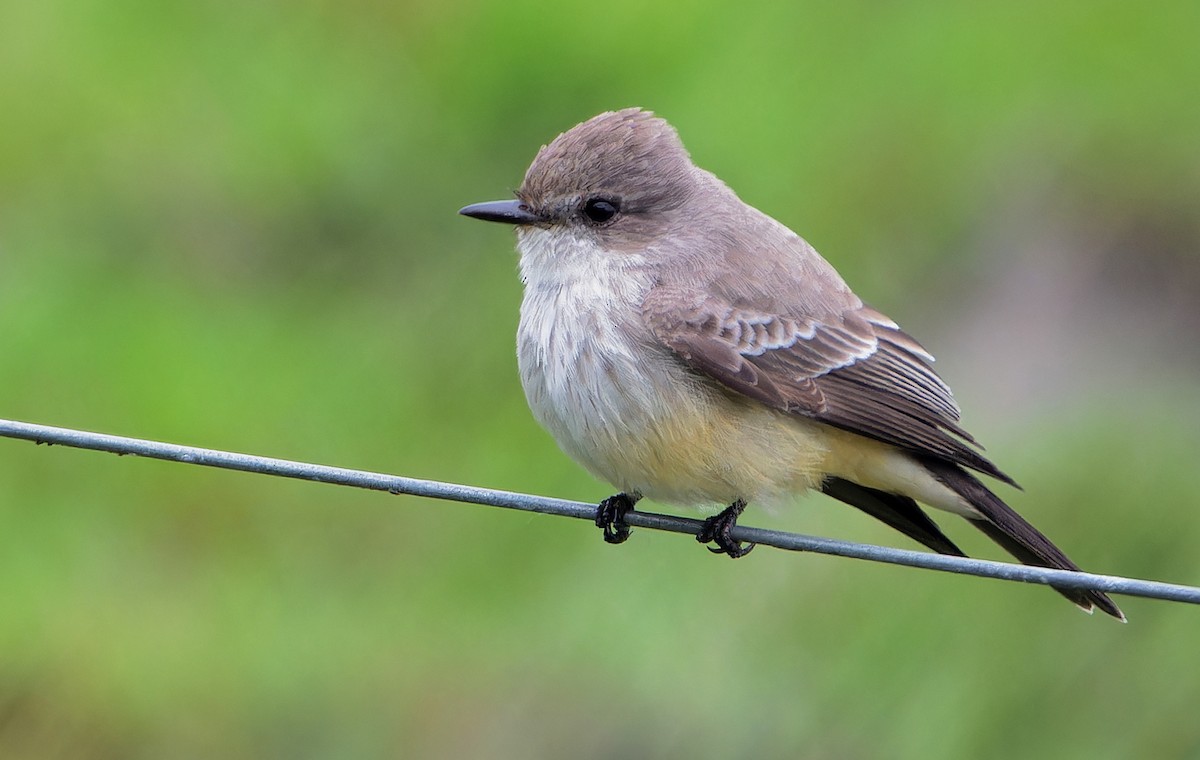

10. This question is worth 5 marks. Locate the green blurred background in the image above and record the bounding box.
[2,1,1199,757]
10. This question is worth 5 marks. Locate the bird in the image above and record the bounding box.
[459,107,1123,620]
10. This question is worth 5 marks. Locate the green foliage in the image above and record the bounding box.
[2,0,1199,757]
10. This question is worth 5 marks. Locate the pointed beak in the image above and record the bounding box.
[458,199,542,225]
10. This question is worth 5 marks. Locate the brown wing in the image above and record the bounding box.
[642,286,1015,486]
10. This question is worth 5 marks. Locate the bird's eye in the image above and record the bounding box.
[582,198,620,224]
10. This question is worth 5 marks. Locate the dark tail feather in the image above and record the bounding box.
[822,477,965,557]
[922,459,1125,621]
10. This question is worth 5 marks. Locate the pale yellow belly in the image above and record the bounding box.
[567,388,974,517]
[574,389,833,508]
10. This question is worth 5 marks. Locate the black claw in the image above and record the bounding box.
[696,499,755,558]
[595,492,639,545]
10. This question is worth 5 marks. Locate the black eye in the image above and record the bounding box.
[582,197,620,224]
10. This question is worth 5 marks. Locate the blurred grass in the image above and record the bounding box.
[2,0,1200,757]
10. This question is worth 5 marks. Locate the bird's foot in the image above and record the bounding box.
[595,492,639,545]
[697,499,754,558]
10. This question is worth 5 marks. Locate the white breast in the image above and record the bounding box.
[512,226,829,507]
[515,228,669,476]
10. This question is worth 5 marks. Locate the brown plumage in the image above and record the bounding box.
[461,108,1124,620]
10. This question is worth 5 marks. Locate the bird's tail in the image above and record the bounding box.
[922,458,1125,621]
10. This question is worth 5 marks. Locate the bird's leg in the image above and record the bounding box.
[697,499,755,558]
[595,492,640,544]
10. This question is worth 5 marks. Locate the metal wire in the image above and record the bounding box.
[2,417,1198,608]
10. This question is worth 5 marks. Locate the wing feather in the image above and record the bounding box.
[643,286,1014,485]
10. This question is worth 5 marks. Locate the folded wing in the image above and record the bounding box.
[642,286,1015,486]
